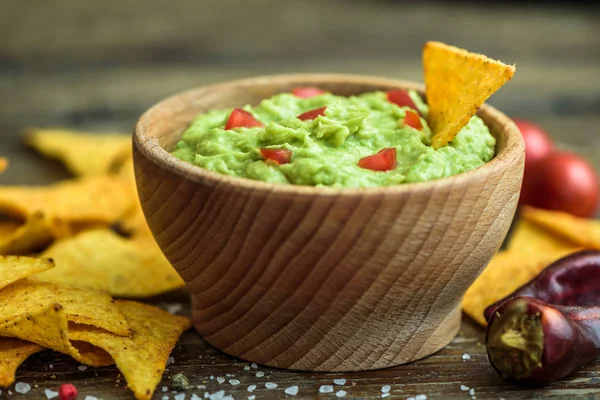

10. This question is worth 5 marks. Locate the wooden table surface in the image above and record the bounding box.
[1,1,600,399]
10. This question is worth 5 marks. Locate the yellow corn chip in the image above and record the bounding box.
[507,218,583,256]
[0,158,7,174]
[0,256,54,290]
[69,300,192,400]
[423,41,516,148]
[0,302,111,367]
[0,220,21,238]
[38,229,184,297]
[522,206,600,249]
[0,338,44,388]
[25,129,132,177]
[0,279,131,336]
[0,176,136,225]
[0,212,68,255]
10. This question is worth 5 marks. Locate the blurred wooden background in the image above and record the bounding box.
[1,0,599,184]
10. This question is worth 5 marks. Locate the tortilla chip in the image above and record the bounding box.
[69,300,192,400]
[0,302,112,367]
[423,41,516,148]
[0,158,7,174]
[0,256,54,290]
[0,212,69,255]
[506,218,583,256]
[38,229,184,297]
[0,338,44,388]
[0,176,136,225]
[0,279,131,336]
[25,129,131,177]
[522,206,600,249]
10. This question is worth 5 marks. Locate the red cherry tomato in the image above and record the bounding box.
[357,148,397,172]
[260,148,292,165]
[524,151,599,218]
[225,108,264,130]
[292,87,327,98]
[402,110,423,130]
[297,106,327,121]
[513,119,554,205]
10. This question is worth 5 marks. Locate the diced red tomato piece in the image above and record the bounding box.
[292,87,327,98]
[225,108,264,130]
[357,148,397,172]
[297,106,327,121]
[402,110,423,130]
[386,89,419,112]
[260,148,293,165]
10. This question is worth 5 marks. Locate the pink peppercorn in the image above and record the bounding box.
[59,383,78,400]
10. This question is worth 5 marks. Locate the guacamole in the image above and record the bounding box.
[171,90,495,188]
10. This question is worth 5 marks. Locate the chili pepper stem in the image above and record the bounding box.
[487,300,544,380]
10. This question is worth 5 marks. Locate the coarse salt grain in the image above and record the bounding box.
[226,374,234,377]
[333,378,346,385]
[381,394,390,398]
[284,385,299,396]
[78,365,88,371]
[209,390,225,400]
[217,377,225,384]
[336,390,347,398]
[244,366,250,371]
[191,395,202,400]
[251,363,258,369]
[166,303,183,314]
[247,385,257,392]
[265,382,278,389]
[175,393,186,400]
[462,353,471,360]
[45,389,59,399]
[204,393,209,399]
[381,385,391,393]
[49,364,54,369]
[415,395,427,400]
[248,396,256,400]
[167,356,175,365]
[319,385,334,393]
[255,372,264,378]
[162,396,169,400]
[15,383,31,394]
[460,385,469,391]
[85,396,99,400]
[229,379,240,386]
[469,388,475,395]
[210,376,214,380]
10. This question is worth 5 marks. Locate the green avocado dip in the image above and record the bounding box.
[171,89,496,188]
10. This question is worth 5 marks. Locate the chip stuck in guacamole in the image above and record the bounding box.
[171,42,515,187]
[171,90,496,187]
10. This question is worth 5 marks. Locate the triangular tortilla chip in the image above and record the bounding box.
[0,158,7,174]
[0,212,68,255]
[506,218,583,256]
[0,302,112,367]
[424,41,515,148]
[25,129,132,177]
[0,176,136,225]
[0,338,44,388]
[38,229,184,297]
[521,206,600,249]
[0,256,55,290]
[69,300,192,400]
[0,279,131,336]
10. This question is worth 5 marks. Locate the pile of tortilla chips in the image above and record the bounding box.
[0,130,190,400]
[462,205,600,326]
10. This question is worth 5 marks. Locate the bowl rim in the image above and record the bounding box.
[133,73,523,197]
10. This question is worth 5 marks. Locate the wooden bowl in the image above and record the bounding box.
[133,74,524,372]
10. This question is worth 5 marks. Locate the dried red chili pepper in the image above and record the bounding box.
[59,383,78,400]
[485,250,600,386]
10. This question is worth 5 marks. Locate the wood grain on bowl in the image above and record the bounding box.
[133,74,524,372]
